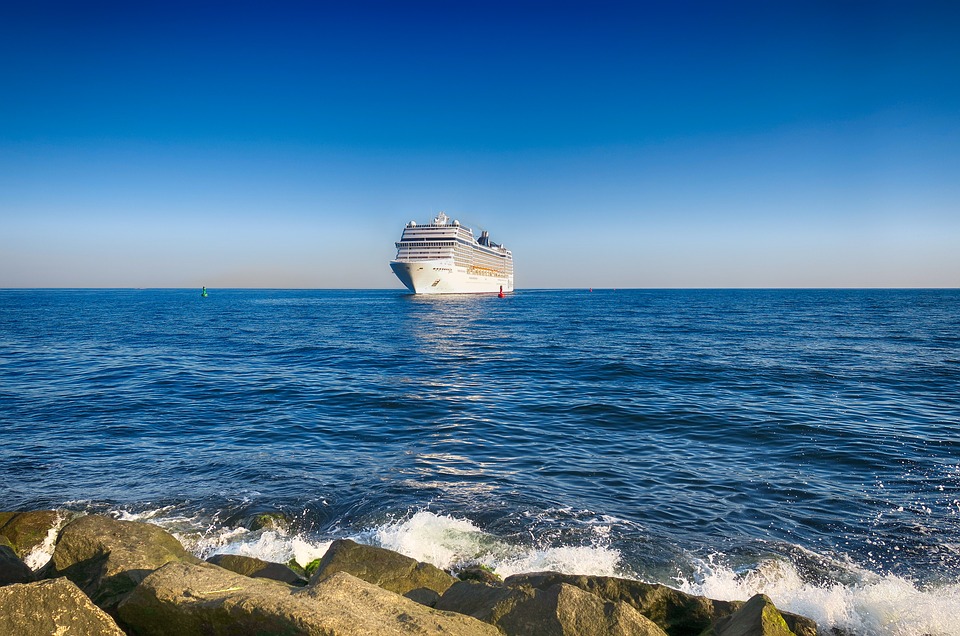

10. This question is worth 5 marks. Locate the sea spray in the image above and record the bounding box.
[22,511,67,571]
[369,511,488,569]
[204,530,331,569]
[676,553,960,636]
[366,510,622,578]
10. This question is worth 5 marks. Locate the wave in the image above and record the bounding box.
[364,510,621,578]
[676,552,960,636]
[22,503,960,636]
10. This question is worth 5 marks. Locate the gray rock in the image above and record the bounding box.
[457,566,503,585]
[309,538,457,596]
[437,579,668,636]
[437,579,524,621]
[404,586,441,607]
[0,510,60,559]
[249,511,291,532]
[505,573,816,636]
[45,514,201,611]
[506,571,736,636]
[703,593,797,636]
[1,544,34,586]
[206,553,308,586]
[0,577,126,635]
[118,560,501,635]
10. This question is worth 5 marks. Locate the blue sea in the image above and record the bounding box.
[2,288,959,634]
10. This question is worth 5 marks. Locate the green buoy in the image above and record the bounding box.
[201,286,208,297]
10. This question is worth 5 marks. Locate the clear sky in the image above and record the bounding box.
[2,0,958,288]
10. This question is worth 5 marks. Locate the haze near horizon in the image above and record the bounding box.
[1,1,958,289]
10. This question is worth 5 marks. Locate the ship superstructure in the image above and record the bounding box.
[390,212,514,294]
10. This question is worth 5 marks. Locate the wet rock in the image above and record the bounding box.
[287,557,308,578]
[118,560,500,636]
[249,511,291,532]
[457,565,503,585]
[437,579,668,636]
[45,514,201,611]
[0,510,61,559]
[303,556,323,577]
[505,573,816,636]
[309,538,457,596]
[506,571,736,636]
[206,553,308,586]
[0,545,34,586]
[778,610,817,636]
[0,577,125,635]
[703,593,796,636]
[405,586,442,607]
[780,611,817,636]
[436,579,523,621]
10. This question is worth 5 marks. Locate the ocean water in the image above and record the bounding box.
[1,288,959,635]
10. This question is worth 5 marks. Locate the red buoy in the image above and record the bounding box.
[498,285,504,298]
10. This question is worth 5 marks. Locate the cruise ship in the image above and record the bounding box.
[390,212,514,294]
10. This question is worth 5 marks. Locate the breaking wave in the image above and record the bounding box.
[41,504,959,636]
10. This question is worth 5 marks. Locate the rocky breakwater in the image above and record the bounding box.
[0,510,819,636]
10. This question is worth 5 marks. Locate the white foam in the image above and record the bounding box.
[371,511,487,570]
[368,510,621,579]
[112,505,179,522]
[493,544,622,579]
[22,511,67,571]
[676,555,960,636]
[89,505,960,635]
[207,530,331,568]
[176,525,251,558]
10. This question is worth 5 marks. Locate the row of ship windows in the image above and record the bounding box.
[398,238,508,252]
[397,245,508,257]
[397,250,512,267]
[398,256,511,269]
[399,237,469,244]
[411,265,514,276]
[401,231,470,236]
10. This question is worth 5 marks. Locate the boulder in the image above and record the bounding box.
[436,579,524,622]
[206,553,308,586]
[0,577,125,635]
[505,571,736,636]
[0,510,60,559]
[45,514,201,611]
[404,586,441,607]
[505,573,816,636]
[437,579,668,636]
[303,557,323,577]
[309,538,457,596]
[457,566,503,585]
[1,545,34,586]
[118,560,501,636]
[287,558,308,578]
[703,593,797,636]
[249,511,291,532]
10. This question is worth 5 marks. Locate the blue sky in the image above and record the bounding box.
[2,1,958,288]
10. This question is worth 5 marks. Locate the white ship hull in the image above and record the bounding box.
[391,212,514,295]
[391,260,513,295]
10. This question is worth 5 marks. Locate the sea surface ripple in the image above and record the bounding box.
[1,288,959,635]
